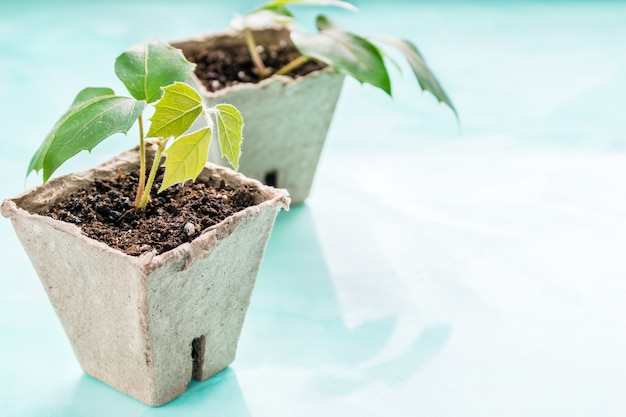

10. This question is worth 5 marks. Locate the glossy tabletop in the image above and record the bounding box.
[1,1,626,416]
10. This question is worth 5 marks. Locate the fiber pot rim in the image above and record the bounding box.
[1,146,290,272]
[170,26,338,99]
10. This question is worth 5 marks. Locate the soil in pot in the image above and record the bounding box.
[41,167,258,256]
[186,42,326,92]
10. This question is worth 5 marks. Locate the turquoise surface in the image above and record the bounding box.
[1,1,626,415]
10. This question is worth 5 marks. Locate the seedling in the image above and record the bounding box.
[232,0,457,117]
[27,41,244,210]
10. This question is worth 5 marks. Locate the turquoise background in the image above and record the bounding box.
[1,1,626,415]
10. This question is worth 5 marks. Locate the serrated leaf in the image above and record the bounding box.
[28,89,144,182]
[27,135,54,179]
[373,36,457,118]
[159,128,211,192]
[291,16,391,95]
[146,82,203,140]
[28,87,116,177]
[115,40,196,104]
[262,0,357,12]
[214,104,244,170]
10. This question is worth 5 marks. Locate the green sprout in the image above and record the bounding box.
[233,0,457,117]
[27,41,244,210]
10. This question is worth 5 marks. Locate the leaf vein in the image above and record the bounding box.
[52,100,132,162]
[143,43,149,101]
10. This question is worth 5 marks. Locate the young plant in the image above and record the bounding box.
[27,41,244,210]
[231,0,457,118]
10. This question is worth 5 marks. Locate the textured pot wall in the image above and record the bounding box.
[8,213,156,401]
[173,28,345,204]
[1,148,289,406]
[142,205,280,403]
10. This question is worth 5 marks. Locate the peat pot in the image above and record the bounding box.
[1,147,290,406]
[172,27,345,204]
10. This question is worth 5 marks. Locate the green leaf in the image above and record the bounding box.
[28,88,144,182]
[377,47,404,75]
[259,5,294,17]
[232,9,294,30]
[291,16,391,95]
[159,128,211,192]
[242,0,356,29]
[146,82,203,140]
[262,0,357,12]
[373,37,458,118]
[28,87,116,178]
[115,40,196,104]
[214,104,244,170]
[71,87,116,106]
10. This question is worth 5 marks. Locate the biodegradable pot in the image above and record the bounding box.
[1,148,289,406]
[172,28,345,205]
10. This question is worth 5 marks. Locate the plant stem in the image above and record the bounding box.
[244,28,270,78]
[137,144,165,210]
[275,55,309,77]
[134,114,147,207]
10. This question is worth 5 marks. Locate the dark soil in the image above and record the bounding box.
[42,168,258,256]
[186,43,326,92]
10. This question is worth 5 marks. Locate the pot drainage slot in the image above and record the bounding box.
[191,335,206,381]
[265,170,278,187]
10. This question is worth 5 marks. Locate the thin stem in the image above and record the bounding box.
[244,28,270,78]
[134,113,147,207]
[137,144,165,210]
[203,108,214,130]
[275,55,309,77]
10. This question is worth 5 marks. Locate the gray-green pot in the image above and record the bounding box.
[172,28,345,204]
[1,147,289,406]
